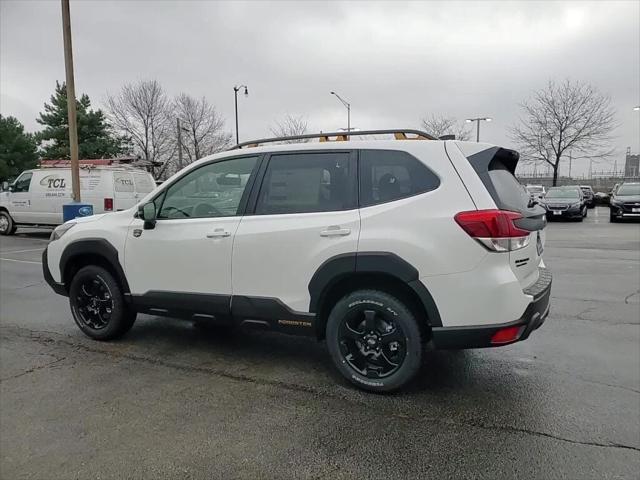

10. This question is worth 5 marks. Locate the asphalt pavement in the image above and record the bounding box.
[1,206,639,479]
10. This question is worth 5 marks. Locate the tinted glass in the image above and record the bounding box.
[487,160,532,212]
[158,156,258,219]
[13,172,32,193]
[617,184,640,196]
[359,150,440,207]
[256,152,354,214]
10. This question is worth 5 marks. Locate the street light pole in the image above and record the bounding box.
[61,0,80,202]
[330,91,351,131]
[465,117,492,142]
[233,85,248,145]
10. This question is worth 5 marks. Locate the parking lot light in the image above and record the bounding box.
[465,117,492,142]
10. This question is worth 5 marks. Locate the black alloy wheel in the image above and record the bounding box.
[69,265,136,340]
[338,309,407,379]
[74,276,114,330]
[326,289,423,392]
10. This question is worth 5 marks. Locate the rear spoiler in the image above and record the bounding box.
[465,147,519,175]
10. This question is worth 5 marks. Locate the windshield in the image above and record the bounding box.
[545,188,580,199]
[616,184,640,196]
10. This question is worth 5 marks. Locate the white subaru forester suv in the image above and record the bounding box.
[43,129,551,392]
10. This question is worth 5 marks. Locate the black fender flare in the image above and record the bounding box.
[308,252,442,327]
[59,238,130,294]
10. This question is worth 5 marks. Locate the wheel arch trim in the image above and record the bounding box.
[59,238,130,294]
[308,252,442,328]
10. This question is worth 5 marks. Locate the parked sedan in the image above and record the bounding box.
[579,185,596,208]
[609,182,640,222]
[540,186,587,221]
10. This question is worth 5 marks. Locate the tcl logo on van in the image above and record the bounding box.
[40,175,67,189]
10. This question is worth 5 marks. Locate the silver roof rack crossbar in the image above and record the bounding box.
[230,129,437,150]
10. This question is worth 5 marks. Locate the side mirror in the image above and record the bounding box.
[138,202,157,229]
[7,184,14,192]
[1,181,8,191]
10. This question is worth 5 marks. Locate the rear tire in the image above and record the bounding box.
[0,211,16,235]
[326,289,423,393]
[69,265,136,340]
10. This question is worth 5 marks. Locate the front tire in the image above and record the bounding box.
[69,265,136,340]
[0,211,16,235]
[326,290,423,393]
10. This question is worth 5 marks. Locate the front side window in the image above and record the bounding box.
[256,152,355,215]
[12,172,32,193]
[158,156,258,219]
[359,150,440,207]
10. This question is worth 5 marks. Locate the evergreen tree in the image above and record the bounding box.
[36,81,127,159]
[0,115,38,181]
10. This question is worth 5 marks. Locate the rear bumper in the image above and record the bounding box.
[42,247,67,296]
[431,267,552,349]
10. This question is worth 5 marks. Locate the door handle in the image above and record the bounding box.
[320,226,351,237]
[206,229,231,238]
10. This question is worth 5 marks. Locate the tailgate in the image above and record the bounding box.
[457,145,547,289]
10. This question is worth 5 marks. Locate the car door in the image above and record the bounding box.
[232,150,359,316]
[8,171,34,223]
[124,155,261,315]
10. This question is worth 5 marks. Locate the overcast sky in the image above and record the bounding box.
[1,0,638,175]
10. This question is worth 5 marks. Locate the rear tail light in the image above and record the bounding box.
[491,325,524,345]
[454,209,531,252]
[104,198,114,211]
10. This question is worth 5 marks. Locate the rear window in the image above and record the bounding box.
[487,160,531,212]
[465,147,539,215]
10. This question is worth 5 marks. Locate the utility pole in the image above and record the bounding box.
[176,117,183,170]
[568,151,572,178]
[61,0,80,202]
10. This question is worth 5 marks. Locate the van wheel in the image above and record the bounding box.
[69,265,136,340]
[326,290,422,393]
[0,211,16,235]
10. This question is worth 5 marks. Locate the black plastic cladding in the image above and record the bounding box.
[308,252,442,328]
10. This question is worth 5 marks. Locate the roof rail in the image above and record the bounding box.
[230,129,437,150]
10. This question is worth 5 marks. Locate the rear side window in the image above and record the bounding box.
[256,152,355,215]
[359,150,440,207]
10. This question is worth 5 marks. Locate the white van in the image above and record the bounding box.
[0,166,156,235]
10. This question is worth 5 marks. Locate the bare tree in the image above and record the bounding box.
[510,79,616,186]
[105,80,174,178]
[269,114,309,143]
[175,94,232,165]
[420,115,471,141]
